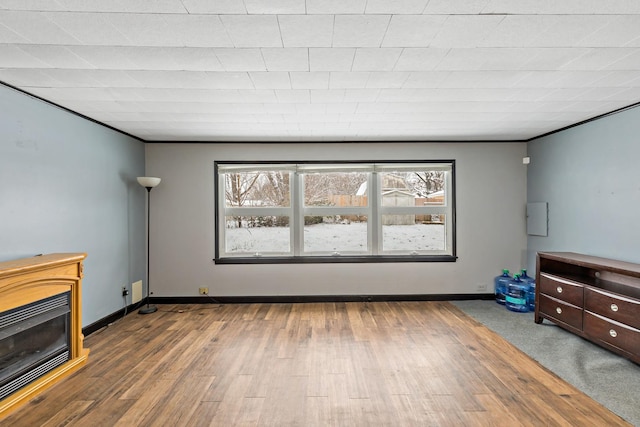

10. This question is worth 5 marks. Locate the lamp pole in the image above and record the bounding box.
[137,177,161,314]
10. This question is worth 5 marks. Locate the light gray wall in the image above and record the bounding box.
[146,142,528,297]
[527,105,640,269]
[0,85,146,326]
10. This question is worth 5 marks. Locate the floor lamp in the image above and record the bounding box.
[137,176,161,314]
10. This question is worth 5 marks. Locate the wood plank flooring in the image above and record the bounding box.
[1,302,631,426]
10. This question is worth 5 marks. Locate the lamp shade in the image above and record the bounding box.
[137,177,161,188]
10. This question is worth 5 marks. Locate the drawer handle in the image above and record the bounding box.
[611,304,619,312]
[556,286,563,294]
[609,329,618,338]
[556,307,562,314]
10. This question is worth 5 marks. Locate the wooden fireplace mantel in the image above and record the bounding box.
[0,253,90,417]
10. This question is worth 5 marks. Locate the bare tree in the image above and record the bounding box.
[225,172,261,227]
[257,171,290,206]
[405,171,444,197]
[225,172,261,206]
[304,172,367,205]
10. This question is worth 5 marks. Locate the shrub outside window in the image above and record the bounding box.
[215,161,455,263]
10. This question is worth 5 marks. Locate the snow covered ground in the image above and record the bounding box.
[225,222,445,254]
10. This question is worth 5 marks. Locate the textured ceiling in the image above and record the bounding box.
[1,1,640,142]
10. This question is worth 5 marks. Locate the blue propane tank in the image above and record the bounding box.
[506,274,530,313]
[520,269,536,312]
[494,269,511,305]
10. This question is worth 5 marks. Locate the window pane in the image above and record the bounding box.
[379,171,445,206]
[381,215,446,252]
[225,216,290,254]
[303,215,368,253]
[303,172,368,207]
[224,171,290,208]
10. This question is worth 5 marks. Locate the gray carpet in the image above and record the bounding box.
[453,300,640,426]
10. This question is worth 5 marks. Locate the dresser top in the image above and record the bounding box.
[539,252,640,277]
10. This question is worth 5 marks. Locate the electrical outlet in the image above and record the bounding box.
[476,283,488,292]
[199,287,209,295]
[122,286,129,297]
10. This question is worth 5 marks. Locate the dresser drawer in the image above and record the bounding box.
[584,287,640,330]
[539,273,584,307]
[539,294,583,330]
[584,311,640,356]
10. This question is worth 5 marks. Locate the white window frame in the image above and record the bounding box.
[375,164,453,256]
[215,161,456,263]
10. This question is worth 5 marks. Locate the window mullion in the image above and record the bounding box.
[303,207,370,216]
[225,207,292,216]
[293,172,302,256]
[371,171,379,255]
[379,206,448,215]
[445,170,453,253]
[218,172,227,257]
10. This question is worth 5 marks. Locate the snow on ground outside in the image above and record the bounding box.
[225,222,445,253]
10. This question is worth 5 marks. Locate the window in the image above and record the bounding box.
[215,161,455,263]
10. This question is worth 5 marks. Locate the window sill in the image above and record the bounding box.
[214,255,457,264]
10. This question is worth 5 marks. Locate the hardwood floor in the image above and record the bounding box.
[1,302,631,426]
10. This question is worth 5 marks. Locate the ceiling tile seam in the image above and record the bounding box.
[16,12,71,45]
[624,33,640,47]
[394,71,411,90]
[556,47,604,71]
[431,49,452,73]
[599,49,640,71]
[477,13,640,17]
[219,14,238,49]
[476,2,491,16]
[257,49,269,74]
[330,14,336,48]
[571,15,622,48]
[60,45,96,70]
[15,44,56,68]
[601,87,637,102]
[347,48,356,72]
[378,14,393,49]
[426,13,449,49]
[59,10,135,47]
[247,71,258,91]
[390,47,405,73]
[177,0,189,15]
[12,10,212,16]
[595,71,640,88]
[7,9,640,16]
[275,15,285,48]
[508,71,539,91]
[0,22,26,43]
[420,1,431,15]
[483,14,508,49]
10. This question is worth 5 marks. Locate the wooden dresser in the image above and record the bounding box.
[535,252,640,365]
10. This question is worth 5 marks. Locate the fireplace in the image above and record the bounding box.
[0,253,89,417]
[0,292,71,401]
